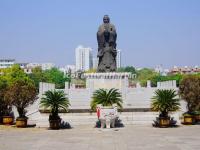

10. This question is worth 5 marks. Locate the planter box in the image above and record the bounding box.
[194,115,200,123]
[49,119,61,130]
[159,117,170,127]
[3,116,13,125]
[183,115,194,125]
[0,116,3,124]
[16,118,28,128]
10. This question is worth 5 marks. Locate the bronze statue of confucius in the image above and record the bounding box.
[97,15,117,72]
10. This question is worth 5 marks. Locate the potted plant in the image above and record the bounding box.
[194,111,200,123]
[151,89,180,128]
[182,113,195,125]
[90,88,123,111]
[179,75,200,125]
[2,106,14,125]
[0,85,10,124]
[5,80,37,127]
[40,90,70,130]
[0,78,14,125]
[0,79,5,124]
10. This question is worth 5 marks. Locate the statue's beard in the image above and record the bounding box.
[104,31,110,43]
[104,24,110,34]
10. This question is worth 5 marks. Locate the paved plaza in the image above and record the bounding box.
[0,125,200,150]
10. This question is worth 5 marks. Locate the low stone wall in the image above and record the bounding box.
[39,80,180,109]
[28,111,184,127]
[39,108,152,113]
[14,80,187,127]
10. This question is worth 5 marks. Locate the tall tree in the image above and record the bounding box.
[150,74,183,87]
[44,68,70,89]
[1,65,38,118]
[0,77,8,117]
[28,67,48,90]
[179,75,200,113]
[2,64,28,85]
[117,66,136,74]
[137,68,158,87]
[5,79,38,118]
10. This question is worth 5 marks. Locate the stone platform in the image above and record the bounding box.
[32,79,185,127]
[39,79,180,109]
[84,72,132,90]
[27,108,184,127]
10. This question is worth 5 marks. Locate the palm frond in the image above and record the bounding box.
[40,90,70,115]
[151,89,180,116]
[91,88,123,110]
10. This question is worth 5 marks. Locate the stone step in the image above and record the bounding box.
[27,111,183,127]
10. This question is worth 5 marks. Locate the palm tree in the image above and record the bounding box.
[151,89,180,117]
[90,88,123,110]
[40,90,70,120]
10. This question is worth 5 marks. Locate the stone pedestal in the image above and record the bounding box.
[84,72,131,90]
[84,72,131,100]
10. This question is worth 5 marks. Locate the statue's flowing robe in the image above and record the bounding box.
[97,23,117,72]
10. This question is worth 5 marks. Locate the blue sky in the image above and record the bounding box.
[0,0,200,68]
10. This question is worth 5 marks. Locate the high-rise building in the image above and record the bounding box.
[92,57,98,69]
[116,49,121,68]
[75,45,93,71]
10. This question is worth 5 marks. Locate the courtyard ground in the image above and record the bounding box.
[0,125,200,150]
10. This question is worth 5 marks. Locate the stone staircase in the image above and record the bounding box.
[27,111,183,127]
[24,99,185,127]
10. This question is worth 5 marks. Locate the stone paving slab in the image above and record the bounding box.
[0,125,200,150]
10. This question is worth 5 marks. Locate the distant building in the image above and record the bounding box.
[66,65,76,73]
[59,65,76,74]
[26,63,41,69]
[116,49,121,68]
[23,63,55,74]
[0,58,55,74]
[75,45,93,71]
[163,69,169,76]
[0,59,32,73]
[17,63,28,69]
[92,57,98,69]
[169,66,200,75]
[26,63,55,71]
[155,65,163,74]
[0,59,15,68]
[41,63,55,70]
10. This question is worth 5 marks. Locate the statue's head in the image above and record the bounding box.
[103,15,110,24]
